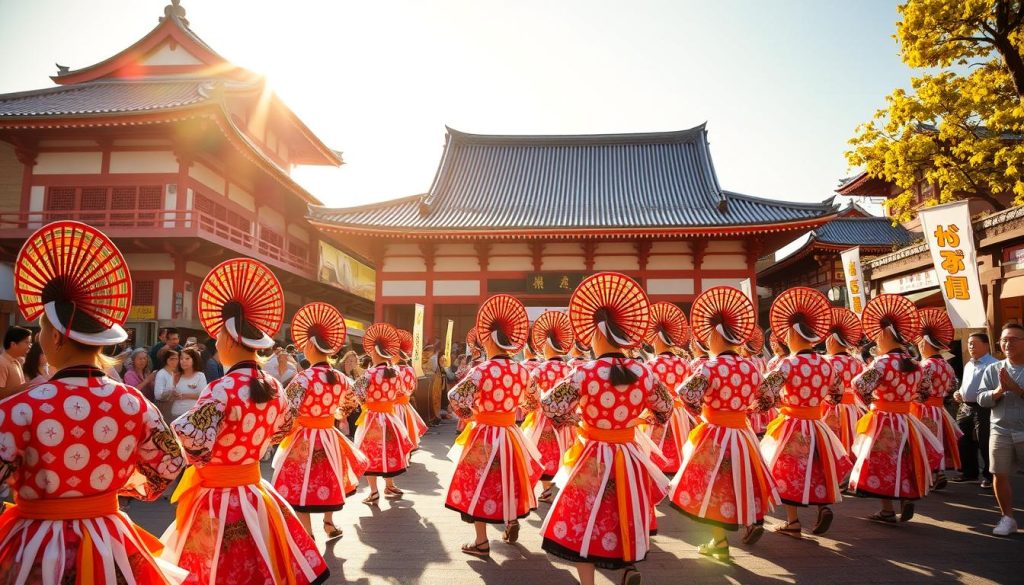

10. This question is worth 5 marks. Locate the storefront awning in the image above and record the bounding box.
[906,288,942,305]
[1001,276,1024,299]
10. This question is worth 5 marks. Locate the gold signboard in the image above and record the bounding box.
[318,241,376,301]
[128,305,155,320]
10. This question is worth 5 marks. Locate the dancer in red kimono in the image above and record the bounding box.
[540,273,674,585]
[911,308,962,489]
[447,295,542,556]
[642,302,695,476]
[759,288,853,538]
[669,286,780,561]
[162,258,329,584]
[395,329,428,454]
[823,308,866,453]
[688,336,710,374]
[272,302,368,541]
[521,310,577,503]
[568,339,592,368]
[767,329,789,370]
[0,221,187,584]
[353,323,415,503]
[745,327,775,434]
[453,328,485,435]
[849,294,942,524]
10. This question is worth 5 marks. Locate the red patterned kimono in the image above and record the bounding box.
[353,365,414,477]
[521,358,576,480]
[759,351,853,506]
[849,351,943,500]
[749,355,776,434]
[823,352,865,452]
[272,364,369,511]
[161,362,329,584]
[912,356,962,471]
[446,356,542,523]
[540,356,674,569]
[669,353,780,529]
[643,353,694,474]
[395,364,428,452]
[0,367,187,584]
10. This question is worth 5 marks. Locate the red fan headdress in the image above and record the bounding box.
[769,287,831,344]
[861,294,920,344]
[829,308,863,349]
[291,302,346,355]
[477,294,530,353]
[689,286,755,346]
[466,327,482,352]
[645,302,691,348]
[14,221,132,346]
[531,311,575,354]
[745,327,765,354]
[916,308,954,350]
[363,323,400,360]
[198,259,283,350]
[569,272,650,349]
[396,329,414,359]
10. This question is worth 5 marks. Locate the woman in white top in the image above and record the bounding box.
[154,349,181,415]
[168,347,206,418]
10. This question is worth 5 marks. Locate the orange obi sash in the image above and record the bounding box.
[356,401,395,426]
[780,405,822,420]
[701,407,750,429]
[856,399,911,434]
[924,397,944,408]
[296,415,335,429]
[395,395,411,405]
[454,411,517,446]
[673,398,686,409]
[578,423,635,444]
[841,393,857,405]
[171,463,262,527]
[14,491,118,520]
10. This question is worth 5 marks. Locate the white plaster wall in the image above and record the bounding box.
[593,255,639,271]
[496,243,531,255]
[650,242,688,254]
[162,185,177,228]
[647,278,695,295]
[35,152,102,174]
[383,257,427,272]
[189,162,224,194]
[544,242,583,255]
[489,256,533,271]
[432,280,480,296]
[382,280,427,297]
[287,224,309,242]
[595,242,635,254]
[542,255,586,271]
[157,279,174,319]
[0,263,14,301]
[124,254,174,271]
[705,254,748,270]
[434,256,479,272]
[386,243,423,256]
[258,206,286,232]
[435,243,477,255]
[227,183,256,212]
[109,151,178,174]
[701,277,745,290]
[186,261,211,278]
[647,255,694,270]
[706,241,744,253]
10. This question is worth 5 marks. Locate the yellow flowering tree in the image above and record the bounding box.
[847,0,1024,222]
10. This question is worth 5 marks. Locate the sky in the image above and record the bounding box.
[0,0,910,210]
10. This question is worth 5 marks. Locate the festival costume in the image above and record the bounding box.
[911,309,962,471]
[758,288,852,507]
[521,311,577,481]
[745,328,774,434]
[823,308,867,452]
[353,324,414,478]
[642,302,695,475]
[0,222,187,585]
[848,295,943,501]
[669,287,780,530]
[540,273,673,569]
[395,330,429,452]
[272,303,369,512]
[161,259,328,584]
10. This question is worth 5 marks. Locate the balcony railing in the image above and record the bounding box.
[0,209,316,276]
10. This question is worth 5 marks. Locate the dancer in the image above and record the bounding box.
[395,329,429,453]
[568,339,591,368]
[518,339,544,423]
[447,295,542,556]
[759,288,853,538]
[273,302,369,540]
[689,336,710,374]
[162,258,329,584]
[0,221,186,584]
[849,294,942,524]
[767,329,789,370]
[745,327,774,435]
[521,310,577,503]
[823,308,866,453]
[669,286,780,561]
[643,301,695,475]
[912,308,962,490]
[353,323,415,503]
[540,272,674,585]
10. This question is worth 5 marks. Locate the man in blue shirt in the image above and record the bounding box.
[953,332,999,486]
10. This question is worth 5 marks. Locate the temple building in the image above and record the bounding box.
[0,2,375,345]
[309,126,839,340]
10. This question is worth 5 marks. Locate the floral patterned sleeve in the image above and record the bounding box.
[447,366,481,420]
[172,379,228,464]
[522,371,542,413]
[0,400,28,485]
[541,369,582,427]
[121,390,185,500]
[339,378,360,417]
[852,359,884,403]
[757,360,787,411]
[824,361,843,405]
[284,373,309,412]
[645,372,675,425]
[679,367,710,410]
[270,376,300,445]
[352,370,371,403]
[915,363,934,403]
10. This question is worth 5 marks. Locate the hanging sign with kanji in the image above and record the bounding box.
[918,200,987,328]
[840,247,867,316]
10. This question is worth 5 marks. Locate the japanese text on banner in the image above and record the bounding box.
[918,201,987,328]
[840,247,867,315]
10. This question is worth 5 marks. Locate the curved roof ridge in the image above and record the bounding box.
[443,123,708,146]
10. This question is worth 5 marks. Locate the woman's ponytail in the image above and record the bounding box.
[609,358,639,386]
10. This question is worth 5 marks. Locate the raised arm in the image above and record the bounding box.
[172,379,227,464]
[447,366,481,420]
[122,391,185,500]
[541,369,583,427]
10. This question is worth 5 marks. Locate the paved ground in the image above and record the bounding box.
[130,421,1023,584]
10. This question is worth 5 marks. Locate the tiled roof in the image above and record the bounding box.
[813,217,913,247]
[0,80,219,117]
[309,125,837,234]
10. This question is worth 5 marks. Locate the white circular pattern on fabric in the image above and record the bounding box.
[730,374,741,386]
[546,371,556,381]
[482,379,493,392]
[675,364,686,376]
[730,397,742,409]
[62,442,91,471]
[600,392,615,408]
[0,432,18,460]
[502,375,513,388]
[721,386,732,400]
[613,405,629,421]
[587,381,601,395]
[553,521,568,538]
[799,365,811,377]
[63,396,91,421]
[815,484,827,499]
[23,446,38,466]
[629,389,643,405]
[119,393,141,416]
[92,417,118,444]
[237,386,251,402]
[493,388,505,402]
[811,375,822,388]
[596,366,611,380]
[717,365,730,377]
[317,486,331,500]
[117,435,137,461]
[266,405,279,422]
[27,384,58,400]
[656,363,667,374]
[739,362,750,374]
[596,419,612,429]
[227,445,247,462]
[450,490,463,504]
[321,393,333,406]
[601,531,618,551]
[677,490,692,506]
[867,475,880,489]
[36,419,65,447]
[252,427,267,446]
[503,398,515,410]
[18,485,38,499]
[37,469,60,494]
[483,499,497,515]
[800,387,811,399]
[90,383,116,398]
[490,366,502,378]
[11,403,31,426]
[89,464,114,490]
[720,502,736,519]
[586,405,600,419]
[218,432,237,447]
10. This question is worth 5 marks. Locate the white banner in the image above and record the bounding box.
[840,247,867,315]
[444,319,454,368]
[412,304,425,377]
[918,200,987,328]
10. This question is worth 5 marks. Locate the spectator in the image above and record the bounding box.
[0,326,31,398]
[153,349,181,419]
[123,348,156,401]
[21,334,50,385]
[339,350,363,437]
[168,347,206,418]
[953,332,999,486]
[203,340,224,384]
[977,322,1024,536]
[149,327,181,369]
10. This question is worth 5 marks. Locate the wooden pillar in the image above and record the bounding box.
[372,244,385,323]
[583,241,595,273]
[14,145,37,224]
[692,240,707,294]
[476,242,491,302]
[420,242,436,341]
[530,241,543,272]
[637,240,651,287]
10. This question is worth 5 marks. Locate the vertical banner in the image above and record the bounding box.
[444,319,454,369]
[739,278,756,324]
[412,303,425,376]
[918,200,987,328]
[840,247,867,315]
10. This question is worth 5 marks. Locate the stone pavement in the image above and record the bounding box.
[129,421,1023,584]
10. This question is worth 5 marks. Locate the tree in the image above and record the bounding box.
[847,0,1024,223]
